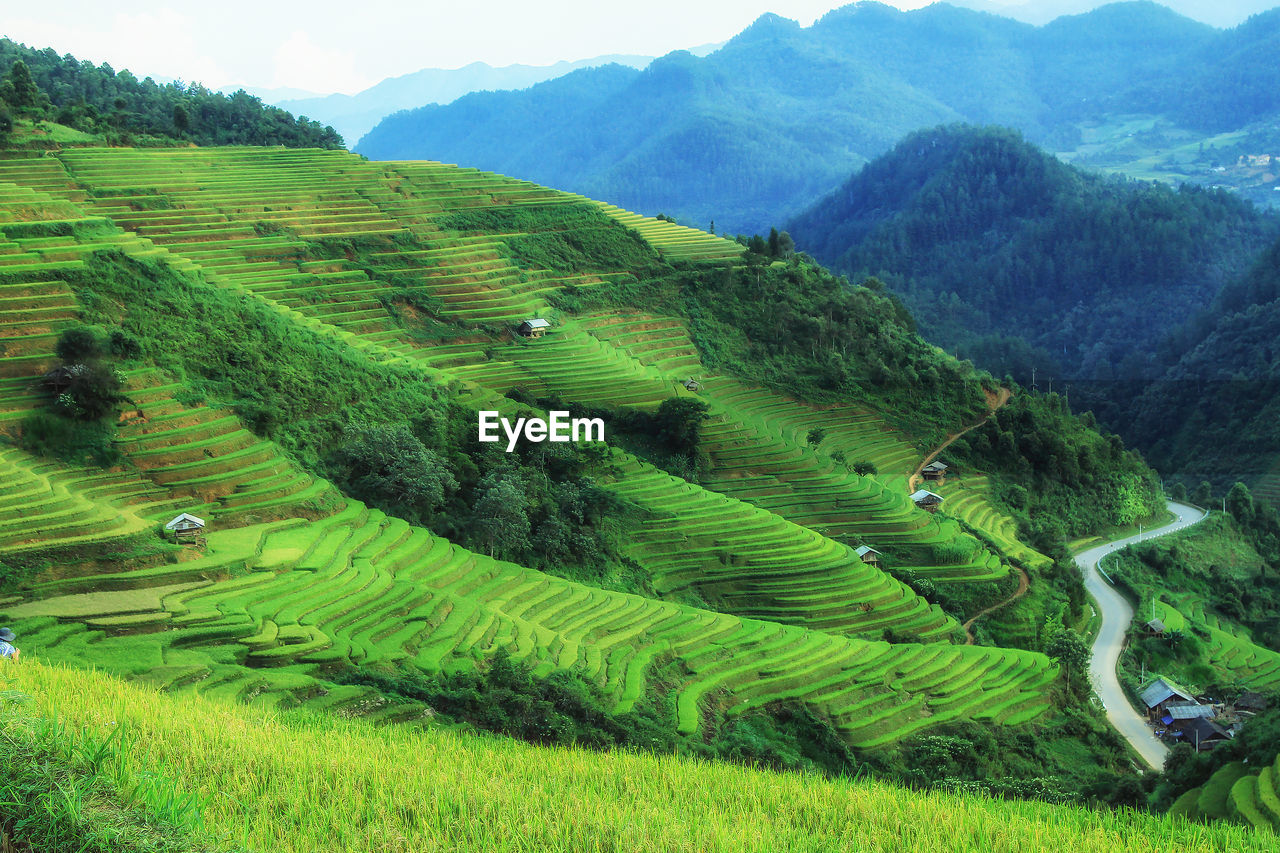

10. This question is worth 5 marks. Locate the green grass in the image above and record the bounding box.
[6,661,1273,853]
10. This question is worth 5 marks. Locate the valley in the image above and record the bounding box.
[2,6,1280,849]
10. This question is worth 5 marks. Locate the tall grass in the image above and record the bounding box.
[3,661,1271,853]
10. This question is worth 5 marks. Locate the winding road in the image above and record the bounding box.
[1076,500,1208,770]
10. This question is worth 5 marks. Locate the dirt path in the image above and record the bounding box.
[906,387,1010,494]
[961,565,1029,645]
[906,386,1022,644]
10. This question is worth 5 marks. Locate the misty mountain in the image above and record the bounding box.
[277,55,657,147]
[356,1,1279,235]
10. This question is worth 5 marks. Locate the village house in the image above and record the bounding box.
[164,512,205,543]
[921,461,948,482]
[855,545,881,568]
[909,489,944,513]
[1168,717,1232,752]
[516,318,551,339]
[1139,676,1196,721]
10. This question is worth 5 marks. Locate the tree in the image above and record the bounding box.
[1226,481,1255,524]
[806,427,827,446]
[0,60,46,117]
[330,425,457,524]
[1192,481,1214,507]
[777,230,796,258]
[655,397,709,455]
[473,473,531,558]
[55,326,104,362]
[43,362,125,421]
[1046,629,1090,693]
[172,103,190,133]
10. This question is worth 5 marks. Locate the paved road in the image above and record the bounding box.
[1076,500,1208,770]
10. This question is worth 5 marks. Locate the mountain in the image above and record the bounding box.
[356,1,1280,235]
[277,54,659,146]
[953,0,1279,27]
[786,124,1280,384]
[1120,234,1280,491]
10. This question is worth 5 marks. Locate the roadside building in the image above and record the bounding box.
[921,461,948,482]
[1139,676,1196,720]
[1168,717,1232,752]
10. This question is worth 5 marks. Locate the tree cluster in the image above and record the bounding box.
[0,43,342,148]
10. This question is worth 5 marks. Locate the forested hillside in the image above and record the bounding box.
[0,39,342,148]
[356,1,1279,234]
[1118,235,1280,494]
[787,125,1280,383]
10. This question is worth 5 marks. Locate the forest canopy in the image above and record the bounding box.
[0,40,343,148]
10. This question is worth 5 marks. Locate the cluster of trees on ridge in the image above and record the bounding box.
[0,40,342,148]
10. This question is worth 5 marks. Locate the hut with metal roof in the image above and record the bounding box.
[164,512,206,543]
[854,545,881,568]
[1140,676,1195,719]
[516,318,551,338]
[909,489,944,513]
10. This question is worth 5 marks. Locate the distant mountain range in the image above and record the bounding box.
[355,1,1280,235]
[271,50,730,148]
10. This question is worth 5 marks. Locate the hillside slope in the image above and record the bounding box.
[786,124,1279,383]
[0,144,1087,755]
[4,660,1274,853]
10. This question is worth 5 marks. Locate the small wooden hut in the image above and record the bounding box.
[516,318,551,338]
[909,489,944,513]
[855,545,881,568]
[921,461,949,482]
[164,512,206,543]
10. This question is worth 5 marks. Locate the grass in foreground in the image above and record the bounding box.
[1,660,1272,853]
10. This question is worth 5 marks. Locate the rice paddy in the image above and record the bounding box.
[0,145,1057,752]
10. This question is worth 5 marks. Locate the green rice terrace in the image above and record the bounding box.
[0,145,1068,753]
[1170,757,1280,831]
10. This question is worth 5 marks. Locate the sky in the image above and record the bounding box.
[1,1,1275,97]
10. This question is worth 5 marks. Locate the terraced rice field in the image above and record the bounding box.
[1170,755,1280,831]
[6,493,1055,744]
[593,203,747,263]
[1153,597,1280,691]
[0,145,1058,746]
[932,474,1049,568]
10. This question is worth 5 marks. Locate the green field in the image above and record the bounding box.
[3,661,1271,853]
[0,145,1064,759]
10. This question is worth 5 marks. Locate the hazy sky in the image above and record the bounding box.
[1,1,1274,96]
